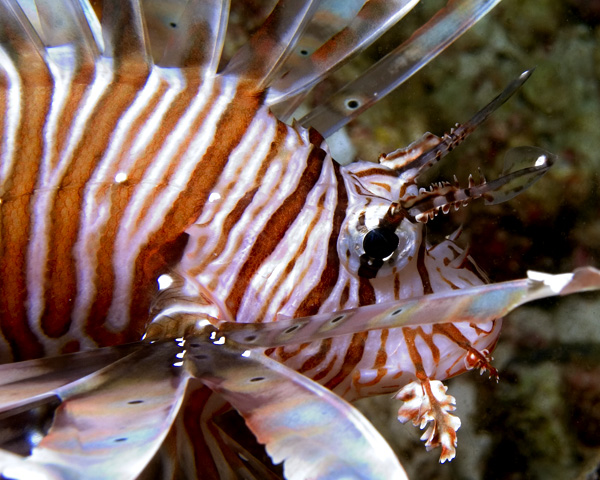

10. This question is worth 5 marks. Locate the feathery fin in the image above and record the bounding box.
[0,342,187,480]
[187,335,408,480]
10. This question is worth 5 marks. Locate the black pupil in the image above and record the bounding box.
[363,228,399,259]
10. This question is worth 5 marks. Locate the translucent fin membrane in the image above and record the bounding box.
[158,0,230,74]
[217,267,600,347]
[27,0,98,76]
[224,0,322,90]
[188,333,408,480]
[136,0,188,62]
[299,0,502,137]
[267,0,419,111]
[0,0,48,79]
[0,342,187,480]
[100,0,152,79]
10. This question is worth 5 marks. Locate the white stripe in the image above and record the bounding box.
[26,45,76,338]
[0,46,21,186]
[130,67,185,157]
[192,107,277,251]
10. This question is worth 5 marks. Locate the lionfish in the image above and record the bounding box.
[0,0,598,478]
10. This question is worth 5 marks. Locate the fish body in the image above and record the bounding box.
[0,1,599,478]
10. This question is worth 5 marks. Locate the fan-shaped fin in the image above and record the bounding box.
[0,341,188,480]
[0,0,49,81]
[224,0,322,91]
[218,268,600,348]
[299,0,502,137]
[100,0,152,81]
[0,343,143,411]
[187,336,408,480]
[267,0,418,111]
[158,0,230,75]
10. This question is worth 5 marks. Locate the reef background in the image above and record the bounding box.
[344,1,600,479]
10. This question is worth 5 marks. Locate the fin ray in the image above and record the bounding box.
[300,0,502,137]
[159,0,230,75]
[219,268,600,347]
[268,0,419,111]
[0,342,187,480]
[224,0,322,90]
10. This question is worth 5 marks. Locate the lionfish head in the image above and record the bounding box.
[337,70,556,280]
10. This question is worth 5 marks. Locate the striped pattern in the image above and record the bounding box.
[0,0,533,474]
[0,0,503,400]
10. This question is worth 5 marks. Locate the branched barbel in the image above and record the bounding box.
[0,1,598,479]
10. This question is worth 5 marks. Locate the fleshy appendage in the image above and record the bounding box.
[396,379,461,463]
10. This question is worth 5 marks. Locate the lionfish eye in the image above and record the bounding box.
[339,202,420,278]
[363,227,399,260]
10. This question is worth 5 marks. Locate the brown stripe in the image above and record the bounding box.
[225,133,328,318]
[42,78,148,339]
[294,160,348,317]
[0,82,52,360]
[51,83,93,170]
[255,190,327,322]
[324,331,368,391]
[358,276,376,306]
[298,338,332,373]
[311,353,338,382]
[416,239,433,294]
[355,167,399,178]
[189,121,289,278]
[272,342,310,362]
[436,268,460,290]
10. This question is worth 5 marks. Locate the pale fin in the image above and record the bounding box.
[77,0,104,54]
[0,342,188,480]
[188,336,408,480]
[267,0,419,111]
[100,0,152,80]
[0,0,49,80]
[0,343,142,412]
[136,0,188,62]
[224,0,322,91]
[158,0,230,75]
[218,267,600,347]
[299,0,502,137]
